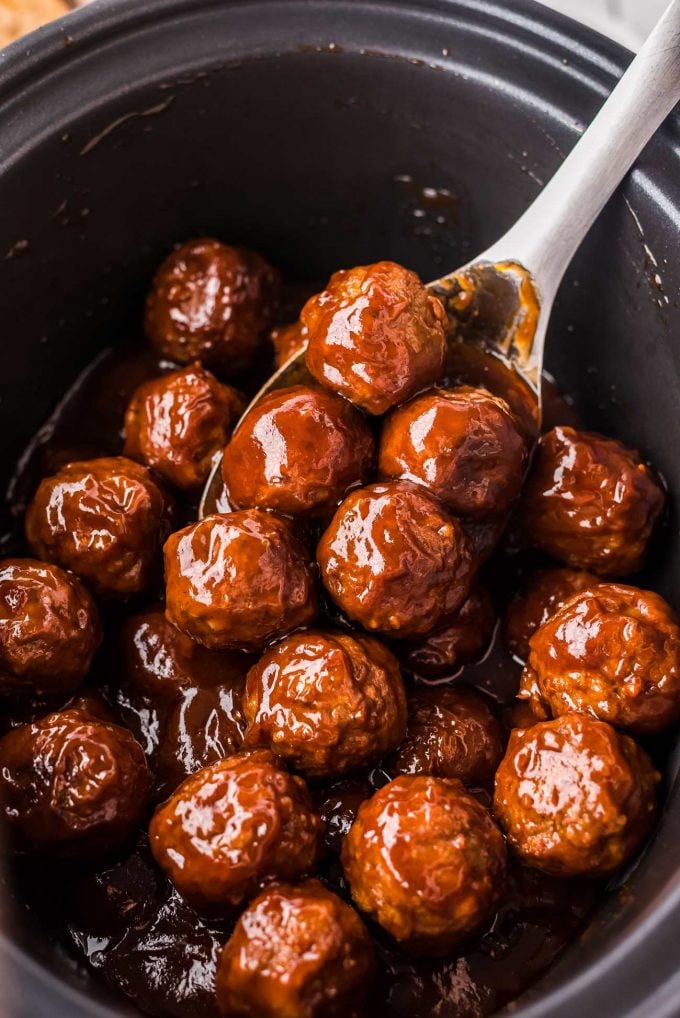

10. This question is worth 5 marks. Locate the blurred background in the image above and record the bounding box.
[536,0,669,48]
[0,0,84,46]
[0,0,672,51]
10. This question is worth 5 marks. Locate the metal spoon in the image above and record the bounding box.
[201,0,680,518]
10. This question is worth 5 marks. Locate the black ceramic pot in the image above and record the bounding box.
[0,1,679,1016]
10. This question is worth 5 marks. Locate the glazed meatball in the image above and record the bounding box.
[0,690,114,739]
[149,749,321,912]
[518,583,680,736]
[117,609,252,703]
[303,261,447,415]
[115,610,252,783]
[397,585,496,679]
[387,687,503,786]
[243,630,407,777]
[494,712,658,877]
[519,426,664,575]
[64,691,115,723]
[315,776,373,853]
[156,680,247,797]
[503,567,596,661]
[0,708,150,857]
[462,517,508,565]
[66,862,223,1017]
[215,879,375,1018]
[222,385,375,517]
[164,511,317,651]
[342,775,506,954]
[25,457,172,598]
[318,482,475,637]
[144,238,281,373]
[0,559,101,699]
[503,698,543,733]
[123,362,244,492]
[270,320,308,367]
[379,386,526,518]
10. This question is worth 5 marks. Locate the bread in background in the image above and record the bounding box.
[0,0,70,48]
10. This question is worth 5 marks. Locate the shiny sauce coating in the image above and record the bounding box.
[2,285,665,1018]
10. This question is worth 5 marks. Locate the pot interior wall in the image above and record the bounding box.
[1,1,679,1016]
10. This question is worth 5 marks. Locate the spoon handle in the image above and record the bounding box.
[480,0,680,309]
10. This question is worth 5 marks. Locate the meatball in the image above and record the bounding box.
[215,879,375,1018]
[387,687,503,786]
[342,775,506,954]
[518,583,680,736]
[222,385,375,517]
[117,609,253,703]
[123,362,244,492]
[0,708,150,857]
[156,680,247,798]
[302,261,447,415]
[519,426,665,575]
[397,585,496,679]
[243,630,407,777]
[494,712,658,877]
[25,457,172,598]
[149,750,321,912]
[315,776,373,853]
[144,238,281,373]
[114,610,252,784]
[64,691,115,724]
[379,386,526,518]
[0,690,113,739]
[270,320,308,367]
[503,567,597,662]
[62,836,164,943]
[70,868,225,1017]
[503,698,543,733]
[164,511,317,651]
[113,681,162,772]
[318,482,474,637]
[0,559,101,699]
[462,517,508,565]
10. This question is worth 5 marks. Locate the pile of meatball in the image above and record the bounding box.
[1,237,677,1018]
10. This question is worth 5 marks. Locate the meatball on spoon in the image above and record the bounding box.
[201,2,680,517]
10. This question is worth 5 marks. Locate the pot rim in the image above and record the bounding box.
[0,2,678,1017]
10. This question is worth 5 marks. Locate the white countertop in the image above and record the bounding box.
[535,0,669,49]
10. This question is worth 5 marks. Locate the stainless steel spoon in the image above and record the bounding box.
[201,0,680,518]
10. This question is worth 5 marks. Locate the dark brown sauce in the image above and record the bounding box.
[13,820,597,1018]
[4,330,598,1018]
